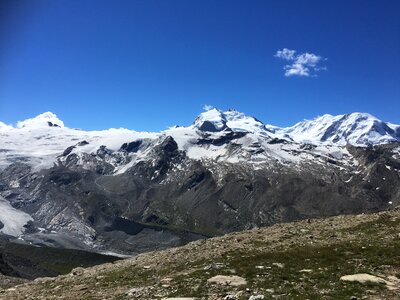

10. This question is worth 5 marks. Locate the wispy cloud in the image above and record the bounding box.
[274,48,326,77]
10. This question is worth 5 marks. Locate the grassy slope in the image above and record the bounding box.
[1,210,400,299]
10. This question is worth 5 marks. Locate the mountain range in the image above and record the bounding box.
[0,108,399,257]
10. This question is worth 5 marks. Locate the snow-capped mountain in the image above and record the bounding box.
[0,108,399,256]
[1,109,398,172]
[269,112,400,146]
[194,108,268,136]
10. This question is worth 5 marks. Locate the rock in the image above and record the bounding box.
[119,140,142,153]
[70,267,85,276]
[299,269,313,273]
[197,120,227,132]
[126,287,145,296]
[255,265,264,269]
[272,262,284,269]
[203,262,225,270]
[33,277,53,283]
[62,145,75,157]
[340,274,389,285]
[162,298,196,300]
[96,145,113,158]
[207,275,247,286]
[77,140,89,146]
[249,296,264,300]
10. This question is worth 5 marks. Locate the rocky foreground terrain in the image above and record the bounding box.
[2,209,400,299]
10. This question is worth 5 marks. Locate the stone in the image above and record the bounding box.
[255,265,265,269]
[162,298,196,300]
[207,275,247,286]
[203,262,225,270]
[340,274,389,285]
[272,263,284,269]
[70,267,85,276]
[299,269,313,273]
[126,287,145,295]
[249,295,264,300]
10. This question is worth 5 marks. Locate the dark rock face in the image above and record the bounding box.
[197,131,247,146]
[62,146,75,157]
[197,120,227,132]
[136,136,183,179]
[47,122,60,127]
[119,140,142,153]
[268,138,289,145]
[157,136,178,154]
[96,145,113,159]
[77,140,89,146]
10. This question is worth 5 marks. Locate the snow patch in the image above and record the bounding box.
[0,196,33,236]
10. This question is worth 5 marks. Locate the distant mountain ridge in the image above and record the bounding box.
[269,112,400,146]
[1,109,398,147]
[193,108,400,146]
[0,108,399,256]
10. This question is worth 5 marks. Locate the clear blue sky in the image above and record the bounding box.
[1,0,399,130]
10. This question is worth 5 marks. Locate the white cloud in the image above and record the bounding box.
[284,63,310,77]
[274,48,326,77]
[274,48,296,61]
[203,104,214,111]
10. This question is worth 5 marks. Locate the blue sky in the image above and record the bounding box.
[1,0,399,130]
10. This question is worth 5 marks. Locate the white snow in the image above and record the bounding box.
[224,110,267,135]
[0,196,32,236]
[268,112,399,146]
[0,121,13,131]
[0,115,158,171]
[0,109,398,173]
[17,112,65,128]
[193,108,227,131]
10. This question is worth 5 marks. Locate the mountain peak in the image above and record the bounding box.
[16,112,65,129]
[193,108,227,132]
[193,108,267,135]
[280,112,399,146]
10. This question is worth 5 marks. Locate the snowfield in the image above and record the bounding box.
[0,196,32,236]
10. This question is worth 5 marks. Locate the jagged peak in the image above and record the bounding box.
[16,112,65,129]
[193,107,266,134]
[193,108,227,132]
